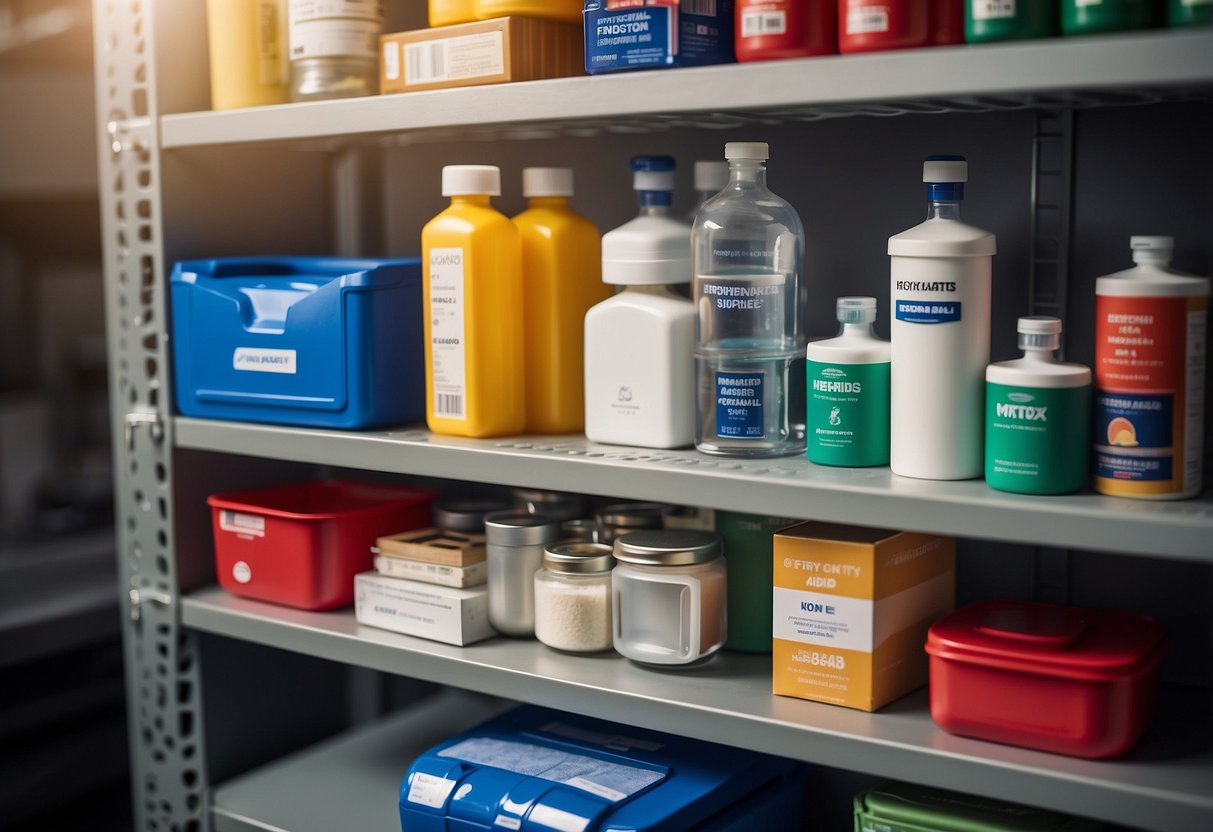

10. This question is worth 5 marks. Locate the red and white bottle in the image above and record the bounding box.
[736,1,838,62]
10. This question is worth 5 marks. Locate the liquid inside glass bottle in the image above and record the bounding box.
[692,142,806,457]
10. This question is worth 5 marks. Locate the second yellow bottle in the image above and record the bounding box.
[514,167,609,434]
[422,165,526,438]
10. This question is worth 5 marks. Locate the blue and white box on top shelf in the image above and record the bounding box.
[583,0,735,74]
[170,256,424,429]
[398,704,805,831]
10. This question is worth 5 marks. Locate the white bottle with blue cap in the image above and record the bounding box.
[888,155,996,480]
[585,156,695,449]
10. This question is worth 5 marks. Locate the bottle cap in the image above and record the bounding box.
[725,142,769,161]
[442,165,501,197]
[1018,316,1062,351]
[543,542,614,574]
[1130,235,1174,263]
[694,160,729,192]
[631,155,676,193]
[836,296,877,324]
[924,155,966,202]
[522,167,573,198]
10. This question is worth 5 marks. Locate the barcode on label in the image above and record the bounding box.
[682,0,717,15]
[406,40,448,84]
[436,393,464,418]
[741,10,786,37]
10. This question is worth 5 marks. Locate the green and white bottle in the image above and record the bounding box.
[806,297,891,467]
[985,316,1091,495]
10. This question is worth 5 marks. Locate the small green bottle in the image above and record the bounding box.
[985,317,1091,495]
[966,0,1059,43]
[1061,0,1160,35]
[806,297,890,468]
[1169,0,1213,27]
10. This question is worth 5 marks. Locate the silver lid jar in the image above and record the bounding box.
[535,543,615,653]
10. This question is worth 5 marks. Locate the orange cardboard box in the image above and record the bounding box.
[380,17,584,94]
[772,522,955,711]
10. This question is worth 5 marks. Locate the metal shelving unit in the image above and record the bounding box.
[94,2,1213,829]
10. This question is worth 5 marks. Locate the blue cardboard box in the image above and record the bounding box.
[170,256,425,430]
[399,704,804,831]
[584,0,735,74]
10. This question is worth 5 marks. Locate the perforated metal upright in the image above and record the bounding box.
[93,1,206,829]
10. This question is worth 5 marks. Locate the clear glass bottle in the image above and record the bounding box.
[287,0,383,102]
[533,543,615,653]
[692,141,806,457]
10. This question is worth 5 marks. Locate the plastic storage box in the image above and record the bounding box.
[925,599,1167,759]
[854,780,1103,831]
[208,480,435,610]
[171,257,424,429]
[399,704,805,832]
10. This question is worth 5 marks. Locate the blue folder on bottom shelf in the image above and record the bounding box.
[398,705,805,832]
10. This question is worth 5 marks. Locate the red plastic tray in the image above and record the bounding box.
[208,480,434,610]
[925,599,1166,759]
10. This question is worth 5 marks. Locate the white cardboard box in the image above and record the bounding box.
[373,554,487,588]
[354,571,494,646]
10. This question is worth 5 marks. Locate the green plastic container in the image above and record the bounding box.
[1061,0,1160,35]
[854,781,1103,831]
[1169,0,1213,26]
[715,510,795,653]
[965,0,1059,42]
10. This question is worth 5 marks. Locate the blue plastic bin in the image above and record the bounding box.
[170,256,424,429]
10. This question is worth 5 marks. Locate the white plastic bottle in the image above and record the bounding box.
[688,160,729,223]
[584,156,695,449]
[806,297,891,467]
[888,155,996,480]
[1093,236,1209,500]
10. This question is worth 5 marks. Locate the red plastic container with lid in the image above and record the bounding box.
[209,480,435,611]
[735,1,838,62]
[838,0,962,52]
[925,599,1167,759]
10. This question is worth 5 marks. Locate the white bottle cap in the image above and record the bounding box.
[923,158,968,183]
[634,169,675,193]
[1130,235,1174,263]
[837,296,877,324]
[725,142,769,161]
[522,167,573,198]
[1018,316,1062,351]
[442,165,501,197]
[694,160,729,192]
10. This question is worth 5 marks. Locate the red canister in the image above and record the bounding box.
[838,0,929,52]
[925,599,1167,759]
[736,1,839,61]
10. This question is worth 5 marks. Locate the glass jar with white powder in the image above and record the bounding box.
[533,543,615,653]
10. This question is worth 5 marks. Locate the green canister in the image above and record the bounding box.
[965,0,1059,42]
[1169,0,1213,26]
[854,780,1103,831]
[715,510,795,653]
[1061,0,1160,34]
[806,297,891,468]
[985,317,1091,495]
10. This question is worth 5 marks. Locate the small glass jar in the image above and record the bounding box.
[596,502,666,544]
[534,543,615,653]
[433,498,511,534]
[483,511,559,636]
[513,488,584,522]
[612,530,727,666]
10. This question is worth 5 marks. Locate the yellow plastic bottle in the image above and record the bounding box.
[429,0,477,26]
[474,0,584,24]
[422,165,526,438]
[513,168,610,434]
[206,0,289,110]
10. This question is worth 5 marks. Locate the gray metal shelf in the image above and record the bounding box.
[211,690,508,832]
[185,588,1213,832]
[159,30,1213,149]
[174,417,1213,561]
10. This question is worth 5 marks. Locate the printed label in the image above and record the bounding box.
[406,772,456,809]
[740,9,787,37]
[233,347,297,374]
[289,0,382,60]
[808,361,890,467]
[774,587,874,651]
[428,248,467,419]
[699,274,785,311]
[895,299,962,324]
[972,0,1016,19]
[716,371,765,438]
[986,384,1089,494]
[382,41,399,80]
[405,31,505,85]
[846,5,890,34]
[220,510,266,537]
[494,817,522,831]
[587,7,675,69]
[528,806,589,832]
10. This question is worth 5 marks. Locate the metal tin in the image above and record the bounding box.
[513,488,584,521]
[543,542,615,574]
[613,530,722,566]
[597,502,667,543]
[484,511,559,547]
[483,511,559,636]
[433,498,511,533]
